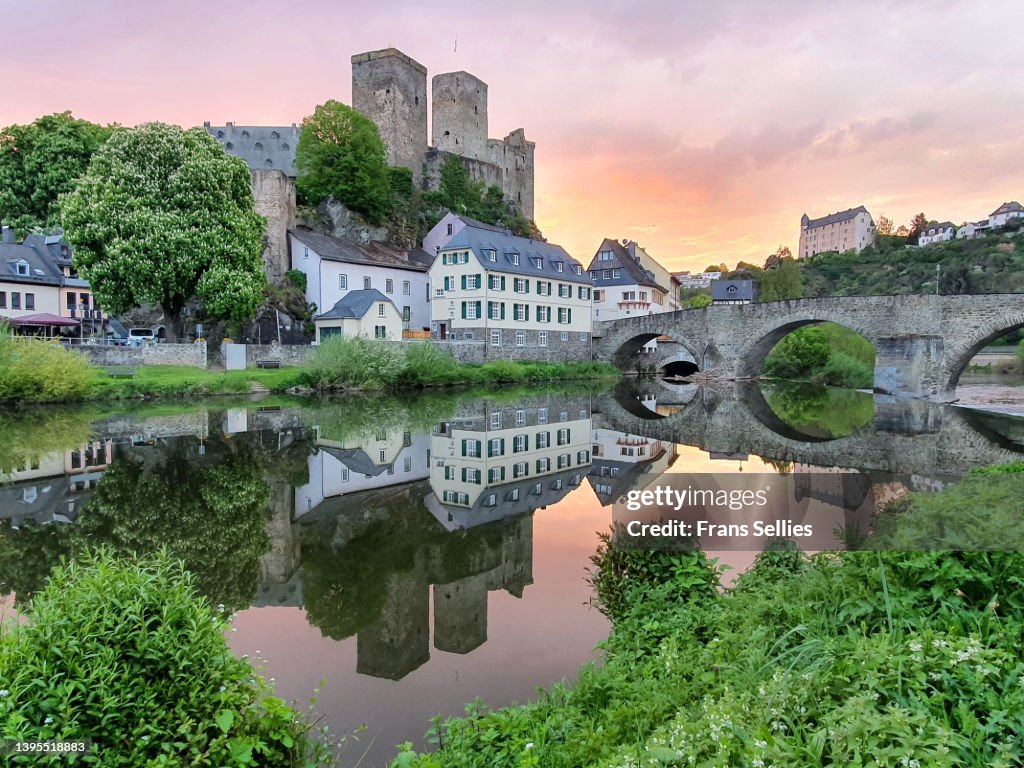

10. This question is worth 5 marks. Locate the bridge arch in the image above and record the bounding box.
[736,316,878,382]
[942,309,1024,393]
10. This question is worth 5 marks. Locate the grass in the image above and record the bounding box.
[86,364,305,400]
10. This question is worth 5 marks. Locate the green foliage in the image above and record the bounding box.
[295,100,391,222]
[285,269,308,293]
[60,123,266,341]
[0,111,112,234]
[0,549,334,767]
[302,336,618,391]
[422,156,533,237]
[758,257,804,302]
[1018,339,1024,364]
[0,331,94,403]
[763,322,875,388]
[763,383,876,438]
[686,293,711,309]
[392,473,1024,768]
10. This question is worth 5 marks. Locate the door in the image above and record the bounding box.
[439,323,448,340]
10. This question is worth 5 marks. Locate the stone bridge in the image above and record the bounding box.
[593,382,1024,476]
[593,294,1024,398]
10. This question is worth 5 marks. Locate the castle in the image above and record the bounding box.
[205,47,535,282]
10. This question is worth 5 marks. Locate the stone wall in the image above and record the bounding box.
[251,169,296,283]
[432,71,489,161]
[487,129,536,220]
[434,328,592,364]
[423,149,503,194]
[351,48,428,183]
[79,341,207,369]
[243,344,312,367]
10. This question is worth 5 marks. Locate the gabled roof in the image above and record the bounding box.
[315,289,395,320]
[586,238,669,293]
[0,234,67,286]
[712,280,755,301]
[205,123,300,176]
[925,221,955,232]
[990,201,1023,216]
[291,229,431,272]
[438,224,589,284]
[802,205,870,230]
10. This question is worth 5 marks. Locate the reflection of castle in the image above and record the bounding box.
[0,440,113,527]
[587,429,678,506]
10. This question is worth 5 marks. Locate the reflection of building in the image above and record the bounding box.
[428,396,593,527]
[0,440,114,527]
[587,429,679,506]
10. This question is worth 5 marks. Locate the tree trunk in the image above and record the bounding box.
[161,300,186,343]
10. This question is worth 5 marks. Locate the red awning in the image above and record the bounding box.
[7,313,82,327]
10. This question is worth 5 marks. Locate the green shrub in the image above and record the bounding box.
[0,549,334,767]
[301,335,405,390]
[0,330,94,403]
[395,343,461,387]
[1017,339,1024,364]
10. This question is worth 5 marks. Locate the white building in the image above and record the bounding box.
[312,289,404,343]
[290,228,433,335]
[799,206,876,258]
[587,428,679,507]
[918,221,956,246]
[988,201,1024,228]
[674,271,722,290]
[587,238,678,323]
[428,222,592,359]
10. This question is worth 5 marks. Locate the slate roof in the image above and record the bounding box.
[320,445,389,476]
[712,279,756,302]
[0,233,68,286]
[291,229,431,272]
[925,221,955,233]
[204,123,300,176]
[990,201,1023,216]
[439,224,590,284]
[802,205,870,230]
[315,289,395,320]
[586,238,670,293]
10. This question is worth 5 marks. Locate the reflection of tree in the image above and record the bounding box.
[78,439,271,612]
[765,383,874,439]
[0,522,76,604]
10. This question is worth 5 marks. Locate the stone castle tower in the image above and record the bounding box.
[351,48,535,220]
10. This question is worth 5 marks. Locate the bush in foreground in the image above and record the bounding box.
[392,470,1024,768]
[0,549,334,767]
[0,328,93,403]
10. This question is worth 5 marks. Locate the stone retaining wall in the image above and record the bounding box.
[78,341,207,369]
[244,344,312,367]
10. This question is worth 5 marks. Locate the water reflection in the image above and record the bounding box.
[3,385,1024,765]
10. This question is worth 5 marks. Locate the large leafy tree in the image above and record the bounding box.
[759,256,804,302]
[60,123,265,341]
[295,99,391,222]
[0,111,112,233]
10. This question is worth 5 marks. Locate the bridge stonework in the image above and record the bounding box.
[593,294,1024,398]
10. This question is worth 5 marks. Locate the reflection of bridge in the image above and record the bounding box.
[593,294,1024,397]
[593,382,1024,476]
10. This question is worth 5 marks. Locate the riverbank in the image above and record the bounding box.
[0,334,619,404]
[394,463,1024,767]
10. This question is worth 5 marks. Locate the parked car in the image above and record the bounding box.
[128,328,155,346]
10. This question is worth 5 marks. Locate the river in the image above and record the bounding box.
[2,379,1023,766]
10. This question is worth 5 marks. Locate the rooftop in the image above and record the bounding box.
[315,289,394,320]
[204,123,300,176]
[439,224,589,283]
[990,201,1023,216]
[586,238,670,293]
[291,228,432,271]
[711,279,756,302]
[802,205,870,230]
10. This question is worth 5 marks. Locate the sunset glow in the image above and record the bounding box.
[4,0,1022,271]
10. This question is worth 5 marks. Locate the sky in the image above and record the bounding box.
[3,0,1023,273]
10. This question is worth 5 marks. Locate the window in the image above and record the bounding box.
[516,330,525,346]
[577,450,590,463]
[0,292,5,309]
[66,292,76,309]
[488,466,505,483]
[385,278,394,294]
[514,278,529,293]
[558,284,571,298]
[404,456,412,472]
[490,329,501,346]
[25,293,34,310]
[403,280,411,295]
[484,494,497,507]
[462,439,481,457]
[561,331,569,342]
[539,331,547,347]
[579,409,587,419]
[558,307,572,324]
[513,462,528,479]
[511,253,520,266]
[557,453,570,469]
[537,306,551,323]
[623,291,636,301]
[490,412,502,429]
[536,457,551,473]
[484,249,497,262]
[579,332,588,342]
[513,434,528,453]
[578,286,591,300]
[341,468,350,482]
[538,408,548,424]
[560,411,568,422]
[555,261,564,272]
[612,269,621,278]
[557,428,571,446]
[514,303,528,321]
[537,281,551,296]
[463,274,481,290]
[447,222,453,236]
[532,257,543,269]
[445,465,456,480]
[11,293,20,310]
[374,325,387,338]
[536,431,550,449]
[465,301,479,320]
[515,409,526,425]
[574,265,582,275]
[488,437,504,457]
[378,303,387,316]
[403,306,411,322]
[304,246,309,259]
[602,269,612,279]
[488,274,504,290]
[363,276,371,289]
[462,467,482,484]
[488,301,504,320]
[598,250,613,261]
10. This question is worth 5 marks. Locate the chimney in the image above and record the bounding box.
[2,224,15,243]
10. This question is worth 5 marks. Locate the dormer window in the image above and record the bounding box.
[554,261,564,273]
[532,257,543,269]
[573,265,582,275]
[509,252,520,266]
[483,249,496,262]
[15,260,29,276]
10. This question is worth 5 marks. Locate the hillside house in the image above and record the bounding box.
[312,289,403,343]
[919,221,956,246]
[799,206,876,258]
